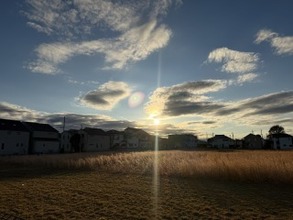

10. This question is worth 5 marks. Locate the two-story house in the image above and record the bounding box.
[0,119,30,155]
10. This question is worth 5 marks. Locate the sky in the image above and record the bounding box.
[0,0,293,139]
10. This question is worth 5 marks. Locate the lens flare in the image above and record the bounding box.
[128,92,145,108]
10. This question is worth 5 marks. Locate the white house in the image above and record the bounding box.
[23,122,60,154]
[168,134,198,149]
[79,128,110,152]
[208,135,234,149]
[0,119,30,155]
[270,133,293,150]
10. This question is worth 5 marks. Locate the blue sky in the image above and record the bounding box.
[1,0,292,139]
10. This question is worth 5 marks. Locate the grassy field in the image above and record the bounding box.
[1,150,293,219]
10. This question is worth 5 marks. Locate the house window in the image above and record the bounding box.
[21,143,23,147]
[1,143,4,150]
[43,144,45,147]
[16,143,19,147]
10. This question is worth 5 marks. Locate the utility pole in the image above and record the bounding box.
[63,116,65,132]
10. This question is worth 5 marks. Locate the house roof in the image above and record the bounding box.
[208,134,233,142]
[82,127,106,135]
[22,122,59,133]
[243,133,262,139]
[124,127,150,137]
[0,118,29,132]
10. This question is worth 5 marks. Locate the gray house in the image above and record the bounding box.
[208,135,234,149]
[243,133,263,149]
[79,128,110,152]
[168,134,198,149]
[23,122,60,154]
[0,119,30,155]
[270,133,293,150]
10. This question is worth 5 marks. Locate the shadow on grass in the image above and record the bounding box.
[0,165,90,181]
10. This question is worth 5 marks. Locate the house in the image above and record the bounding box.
[243,133,263,149]
[79,128,110,152]
[168,134,198,149]
[61,129,79,153]
[124,127,153,149]
[106,130,124,149]
[0,119,30,155]
[207,135,234,149]
[158,137,169,150]
[270,133,293,150]
[23,122,60,154]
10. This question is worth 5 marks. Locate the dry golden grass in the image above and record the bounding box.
[1,150,293,184]
[1,150,293,219]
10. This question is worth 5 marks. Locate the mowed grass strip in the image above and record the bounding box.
[1,150,293,184]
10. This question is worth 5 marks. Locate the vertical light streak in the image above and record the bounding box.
[153,130,159,218]
[153,51,162,218]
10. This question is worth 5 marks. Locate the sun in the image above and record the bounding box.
[153,118,160,126]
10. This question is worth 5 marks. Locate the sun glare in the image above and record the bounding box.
[154,118,160,126]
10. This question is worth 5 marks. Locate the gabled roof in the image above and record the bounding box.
[0,118,29,132]
[243,133,262,139]
[23,122,59,133]
[124,127,150,137]
[208,134,233,141]
[82,127,106,135]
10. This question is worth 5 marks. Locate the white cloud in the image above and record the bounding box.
[207,47,259,74]
[254,29,277,43]
[79,81,132,110]
[104,20,172,69]
[255,29,293,55]
[236,73,258,84]
[24,0,177,38]
[23,1,175,74]
[26,20,171,74]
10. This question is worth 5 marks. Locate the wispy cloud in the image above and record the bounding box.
[23,0,177,74]
[207,47,259,74]
[79,81,132,110]
[1,94,292,137]
[145,80,227,117]
[236,73,258,85]
[145,79,293,128]
[255,29,293,55]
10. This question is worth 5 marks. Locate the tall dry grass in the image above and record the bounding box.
[1,150,293,184]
